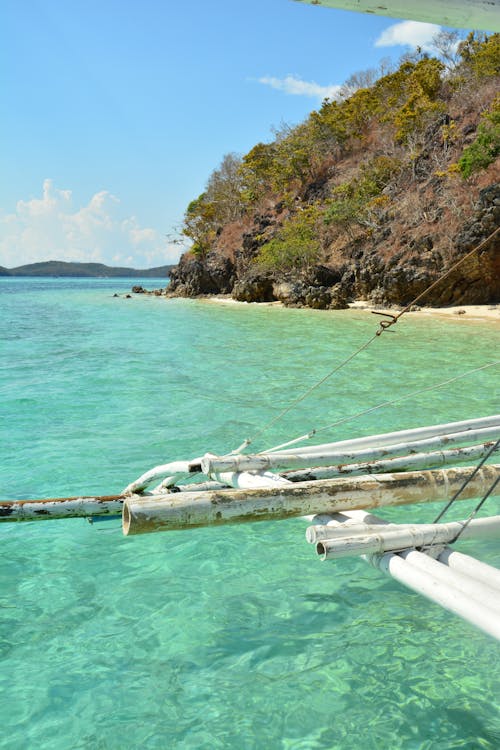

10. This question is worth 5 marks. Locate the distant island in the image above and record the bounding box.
[0,260,174,278]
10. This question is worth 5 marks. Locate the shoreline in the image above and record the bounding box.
[191,294,500,323]
[348,300,500,322]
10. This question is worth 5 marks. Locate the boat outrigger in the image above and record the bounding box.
[2,412,500,639]
[2,3,499,644]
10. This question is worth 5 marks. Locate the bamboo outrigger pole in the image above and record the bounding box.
[122,464,500,535]
[0,494,125,521]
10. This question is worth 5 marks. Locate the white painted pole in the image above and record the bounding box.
[398,549,500,613]
[306,511,390,544]
[0,495,124,521]
[283,442,500,482]
[305,510,387,526]
[121,416,500,492]
[200,426,500,474]
[122,464,500,535]
[265,415,500,456]
[151,480,230,494]
[438,548,500,592]
[316,515,500,559]
[305,508,500,640]
[123,458,202,494]
[372,551,500,641]
[208,471,293,490]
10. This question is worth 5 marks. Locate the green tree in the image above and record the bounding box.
[182,153,245,255]
[239,142,278,203]
[255,206,324,274]
[325,156,400,237]
[458,97,500,178]
[458,32,500,78]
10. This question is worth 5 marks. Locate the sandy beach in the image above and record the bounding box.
[348,300,500,322]
[198,294,500,323]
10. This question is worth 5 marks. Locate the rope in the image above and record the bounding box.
[450,473,500,544]
[261,361,499,453]
[372,225,500,335]
[240,226,500,450]
[246,332,379,448]
[432,438,500,524]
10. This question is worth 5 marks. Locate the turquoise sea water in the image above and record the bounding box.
[1,277,499,750]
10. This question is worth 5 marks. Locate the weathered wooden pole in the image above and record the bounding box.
[122,464,500,535]
[0,494,125,521]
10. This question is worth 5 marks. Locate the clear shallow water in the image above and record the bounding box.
[1,277,499,750]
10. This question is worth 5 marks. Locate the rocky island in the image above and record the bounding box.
[163,34,499,310]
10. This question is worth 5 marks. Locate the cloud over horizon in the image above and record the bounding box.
[258,75,341,101]
[0,179,180,268]
[375,21,441,51]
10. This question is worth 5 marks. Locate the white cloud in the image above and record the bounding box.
[0,179,181,268]
[375,21,441,51]
[258,75,341,101]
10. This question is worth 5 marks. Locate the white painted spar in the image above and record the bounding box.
[209,470,293,490]
[284,441,500,481]
[438,548,500,591]
[398,548,500,607]
[201,425,500,474]
[372,551,500,641]
[266,415,500,456]
[315,515,500,559]
[306,510,390,544]
[306,508,500,640]
[122,458,202,494]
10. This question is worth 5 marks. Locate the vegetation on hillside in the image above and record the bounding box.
[174,33,499,306]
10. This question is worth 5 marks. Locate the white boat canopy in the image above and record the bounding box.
[295,0,500,32]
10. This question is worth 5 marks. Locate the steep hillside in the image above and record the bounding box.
[168,33,499,309]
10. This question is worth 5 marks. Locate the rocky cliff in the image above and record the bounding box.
[167,37,499,310]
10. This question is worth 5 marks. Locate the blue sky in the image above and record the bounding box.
[1,0,462,268]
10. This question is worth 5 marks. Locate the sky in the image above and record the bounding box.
[0,0,468,268]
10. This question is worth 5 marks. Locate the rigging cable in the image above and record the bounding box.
[432,437,500,525]
[240,225,500,451]
[262,361,500,453]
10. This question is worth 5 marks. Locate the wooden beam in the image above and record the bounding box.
[0,494,124,521]
[122,463,500,535]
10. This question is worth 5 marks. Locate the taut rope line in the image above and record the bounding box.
[262,361,500,453]
[243,225,500,450]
